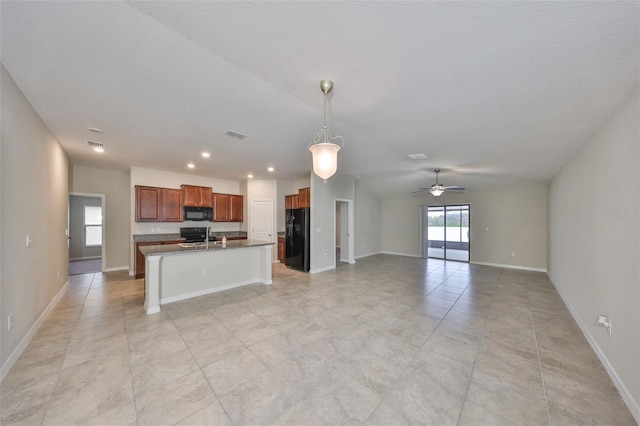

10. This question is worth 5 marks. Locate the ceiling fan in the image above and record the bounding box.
[413,169,465,197]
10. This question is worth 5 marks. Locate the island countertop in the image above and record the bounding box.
[142,239,274,314]
[138,239,274,257]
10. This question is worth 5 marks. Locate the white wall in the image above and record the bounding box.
[548,84,639,419]
[355,184,382,258]
[1,65,69,373]
[309,173,355,272]
[71,165,130,271]
[381,183,548,270]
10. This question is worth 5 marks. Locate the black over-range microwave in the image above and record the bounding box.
[183,206,213,221]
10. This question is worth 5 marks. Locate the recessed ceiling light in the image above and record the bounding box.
[87,127,103,134]
[267,167,274,172]
[407,153,428,160]
[201,152,210,158]
[187,163,195,169]
[247,174,253,179]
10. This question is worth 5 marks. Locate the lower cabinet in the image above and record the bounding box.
[278,236,285,263]
[135,240,182,279]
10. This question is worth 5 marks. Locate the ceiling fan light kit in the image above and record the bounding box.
[413,169,465,196]
[309,79,344,182]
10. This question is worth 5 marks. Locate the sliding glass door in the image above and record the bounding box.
[425,204,469,262]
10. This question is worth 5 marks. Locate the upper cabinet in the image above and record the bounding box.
[135,186,183,222]
[212,193,229,221]
[213,192,243,222]
[136,186,162,221]
[285,187,310,209]
[161,188,183,221]
[285,194,299,209]
[229,194,243,222]
[298,187,310,208]
[181,185,212,207]
[135,184,242,222]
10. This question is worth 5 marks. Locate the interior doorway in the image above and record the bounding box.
[334,199,355,266]
[68,193,105,274]
[423,204,470,262]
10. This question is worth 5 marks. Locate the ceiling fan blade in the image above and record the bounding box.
[411,189,429,194]
[443,186,465,190]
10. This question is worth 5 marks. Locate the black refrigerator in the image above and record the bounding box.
[285,207,310,272]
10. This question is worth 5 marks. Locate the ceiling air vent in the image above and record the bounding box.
[85,140,105,152]
[225,129,247,140]
[407,153,428,160]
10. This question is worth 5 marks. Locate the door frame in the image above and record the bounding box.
[334,198,355,265]
[69,192,106,272]
[421,203,471,262]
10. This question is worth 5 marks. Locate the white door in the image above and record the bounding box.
[251,200,273,242]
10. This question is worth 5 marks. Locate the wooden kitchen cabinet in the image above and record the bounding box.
[285,194,299,209]
[136,186,162,221]
[212,193,230,221]
[135,240,182,278]
[278,236,285,262]
[213,193,244,222]
[161,188,182,221]
[181,185,212,207]
[298,187,310,208]
[135,185,183,222]
[229,194,243,222]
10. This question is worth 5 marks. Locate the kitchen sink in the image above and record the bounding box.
[178,242,219,248]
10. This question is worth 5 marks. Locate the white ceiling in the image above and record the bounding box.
[2,1,638,197]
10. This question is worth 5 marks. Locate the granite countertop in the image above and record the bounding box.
[133,231,247,243]
[138,239,274,257]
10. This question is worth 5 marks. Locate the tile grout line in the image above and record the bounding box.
[37,273,97,426]
[454,267,501,425]
[525,281,553,426]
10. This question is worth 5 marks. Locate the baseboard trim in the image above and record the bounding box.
[380,251,422,258]
[549,277,640,423]
[69,256,101,261]
[0,280,69,383]
[160,278,269,305]
[104,266,128,272]
[310,265,335,274]
[470,261,547,273]
[355,251,381,260]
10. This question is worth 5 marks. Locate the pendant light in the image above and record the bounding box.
[309,79,344,182]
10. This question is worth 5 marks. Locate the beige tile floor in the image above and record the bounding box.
[1,255,636,425]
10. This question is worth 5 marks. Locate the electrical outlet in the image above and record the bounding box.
[511,252,516,257]
[25,236,33,247]
[57,270,60,279]
[8,314,13,331]
[324,252,328,258]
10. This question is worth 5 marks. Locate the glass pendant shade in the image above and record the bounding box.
[309,79,344,182]
[430,186,444,197]
[309,141,341,182]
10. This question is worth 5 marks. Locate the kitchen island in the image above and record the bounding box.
[139,240,274,314]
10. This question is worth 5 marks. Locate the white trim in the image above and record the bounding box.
[356,251,381,259]
[549,278,640,423]
[470,261,547,272]
[1,280,69,382]
[104,266,128,272]
[160,278,269,305]
[273,259,281,264]
[310,265,335,274]
[69,192,107,272]
[380,251,422,258]
[69,256,101,261]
